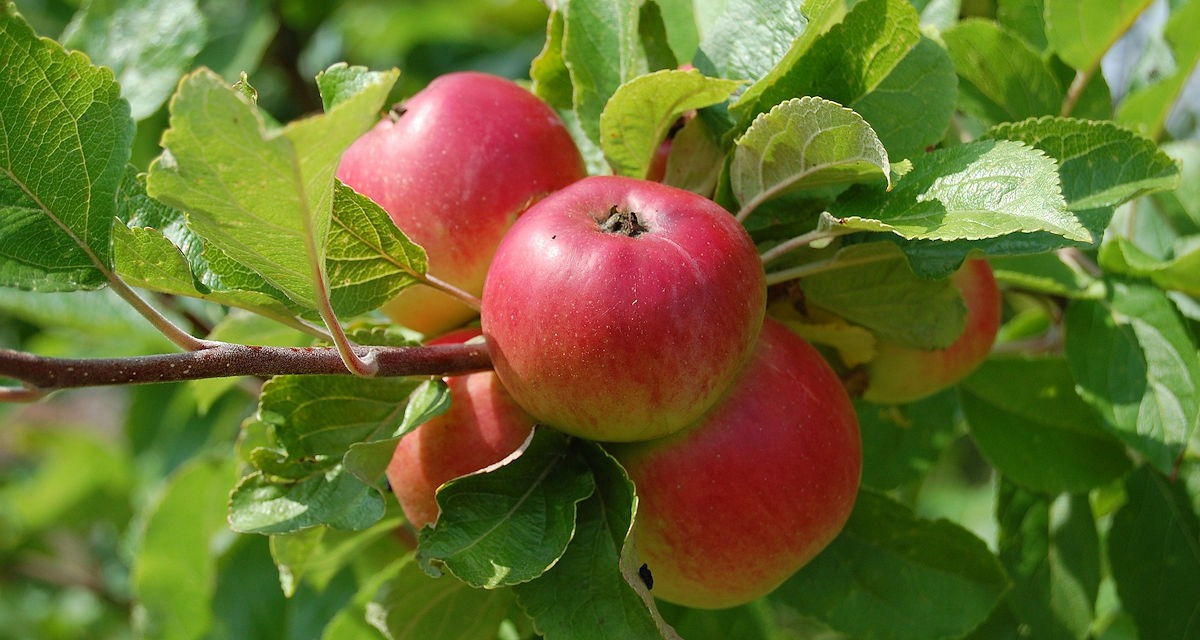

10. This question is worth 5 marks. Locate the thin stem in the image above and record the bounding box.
[421,273,483,311]
[0,342,492,400]
[107,272,216,351]
[764,250,894,286]
[759,227,850,265]
[1060,67,1095,119]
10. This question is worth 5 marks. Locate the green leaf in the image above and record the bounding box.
[732,97,890,218]
[418,429,596,588]
[656,602,773,640]
[695,0,814,82]
[997,0,1049,51]
[1116,0,1200,139]
[771,490,1009,640]
[61,0,208,120]
[325,181,428,317]
[367,557,518,640]
[132,454,238,640]
[830,140,1085,243]
[989,253,1106,299]
[857,390,961,492]
[661,114,725,195]
[1044,0,1153,73]
[228,465,386,534]
[800,243,966,350]
[531,9,572,110]
[1100,235,1200,297]
[0,4,134,291]
[1064,282,1200,474]
[146,65,397,310]
[729,0,919,131]
[961,357,1132,494]
[342,379,451,490]
[1108,466,1200,640]
[600,69,740,178]
[259,374,422,461]
[985,117,1180,211]
[943,19,1063,124]
[992,481,1101,639]
[269,515,406,597]
[848,35,957,161]
[193,0,277,81]
[560,0,648,145]
[514,442,668,639]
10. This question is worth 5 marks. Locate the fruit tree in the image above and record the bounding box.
[1,1,1198,639]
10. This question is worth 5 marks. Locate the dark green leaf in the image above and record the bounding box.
[61,0,207,119]
[1064,282,1200,474]
[985,117,1180,211]
[368,557,518,640]
[943,19,1063,124]
[992,481,1100,639]
[560,0,648,145]
[0,4,133,291]
[771,490,1009,640]
[269,514,405,597]
[514,442,669,639]
[961,357,1132,494]
[997,0,1049,51]
[530,9,572,110]
[342,379,451,489]
[1108,466,1200,640]
[857,389,961,492]
[193,0,276,81]
[418,429,596,588]
[228,466,386,534]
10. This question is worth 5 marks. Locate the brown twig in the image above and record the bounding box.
[0,342,492,401]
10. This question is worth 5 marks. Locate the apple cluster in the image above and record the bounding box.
[337,71,995,611]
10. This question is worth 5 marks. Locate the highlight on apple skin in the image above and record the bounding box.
[862,259,1002,405]
[385,329,535,529]
[610,318,862,609]
[337,71,587,336]
[480,175,767,443]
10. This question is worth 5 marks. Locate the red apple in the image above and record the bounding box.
[337,71,587,335]
[611,318,862,609]
[480,175,766,442]
[386,328,535,529]
[862,259,1002,404]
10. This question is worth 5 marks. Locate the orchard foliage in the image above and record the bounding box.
[1,0,1199,639]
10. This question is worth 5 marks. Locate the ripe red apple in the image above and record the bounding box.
[480,175,766,442]
[386,328,535,529]
[337,71,587,335]
[862,259,1002,404]
[611,318,862,609]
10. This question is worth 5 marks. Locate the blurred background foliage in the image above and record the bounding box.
[0,0,1196,638]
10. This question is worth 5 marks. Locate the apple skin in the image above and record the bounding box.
[480,175,767,442]
[610,318,862,609]
[862,259,1002,404]
[337,71,587,335]
[386,328,535,529]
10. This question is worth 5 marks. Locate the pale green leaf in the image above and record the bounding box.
[269,515,405,597]
[146,65,397,310]
[985,116,1180,210]
[943,19,1063,124]
[417,429,596,589]
[732,97,889,217]
[228,466,386,534]
[1065,282,1200,474]
[600,69,740,178]
[561,0,648,145]
[1100,236,1200,296]
[0,5,133,291]
[695,0,812,82]
[997,0,1049,51]
[1045,0,1154,73]
[830,140,1085,242]
[326,181,427,317]
[1116,0,1200,138]
[61,0,207,120]
[132,454,238,640]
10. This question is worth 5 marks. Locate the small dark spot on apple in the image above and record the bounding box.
[551,234,556,240]
[638,563,653,590]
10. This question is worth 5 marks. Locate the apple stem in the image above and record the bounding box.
[759,227,851,265]
[599,206,649,237]
[764,250,895,286]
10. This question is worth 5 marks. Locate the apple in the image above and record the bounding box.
[862,259,1002,404]
[610,318,862,609]
[480,175,766,442]
[337,71,587,335]
[386,328,535,529]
